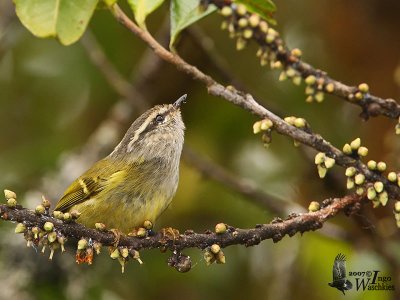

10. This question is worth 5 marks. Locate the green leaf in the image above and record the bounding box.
[170,0,216,49]
[127,0,165,29]
[14,0,99,46]
[234,0,276,25]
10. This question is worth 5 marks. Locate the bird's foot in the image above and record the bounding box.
[109,228,122,247]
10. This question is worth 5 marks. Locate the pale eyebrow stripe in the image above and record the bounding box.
[127,107,168,151]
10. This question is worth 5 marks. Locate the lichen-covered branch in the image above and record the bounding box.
[0,193,364,263]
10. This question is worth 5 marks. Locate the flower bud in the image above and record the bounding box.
[110,248,120,259]
[216,250,226,264]
[70,210,81,219]
[53,211,64,219]
[95,222,106,231]
[305,75,316,85]
[220,6,232,17]
[358,83,369,93]
[41,196,51,209]
[314,92,324,103]
[291,48,302,57]
[342,143,352,154]
[294,118,306,128]
[374,182,384,193]
[120,247,129,258]
[394,201,400,213]
[259,21,268,33]
[354,92,363,100]
[43,222,54,232]
[48,232,57,243]
[215,223,227,234]
[260,119,273,130]
[367,187,376,200]
[354,174,365,185]
[143,220,153,230]
[7,198,17,207]
[248,14,260,27]
[367,160,377,170]
[345,167,356,177]
[253,121,262,134]
[356,187,364,195]
[308,201,320,212]
[379,191,388,206]
[325,83,335,93]
[15,223,26,234]
[4,189,16,200]
[357,146,368,157]
[77,238,88,250]
[346,178,355,190]
[210,244,221,254]
[236,4,247,16]
[136,227,147,237]
[388,172,397,182]
[32,226,40,239]
[243,29,253,39]
[377,162,387,172]
[204,250,215,266]
[35,205,45,214]
[314,152,325,165]
[350,138,361,150]
[324,157,335,169]
[63,212,72,222]
[317,165,327,178]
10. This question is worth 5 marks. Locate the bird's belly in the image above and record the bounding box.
[73,193,172,233]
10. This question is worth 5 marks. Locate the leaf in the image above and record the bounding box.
[170,0,216,49]
[14,0,99,46]
[234,0,276,25]
[127,0,165,29]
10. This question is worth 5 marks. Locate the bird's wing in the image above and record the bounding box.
[54,160,126,212]
[332,253,347,281]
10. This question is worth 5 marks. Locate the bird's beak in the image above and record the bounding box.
[173,94,187,109]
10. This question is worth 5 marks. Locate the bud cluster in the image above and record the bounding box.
[253,118,273,147]
[204,244,226,266]
[314,152,335,178]
[348,83,369,102]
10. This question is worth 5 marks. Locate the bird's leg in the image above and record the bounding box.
[109,228,122,247]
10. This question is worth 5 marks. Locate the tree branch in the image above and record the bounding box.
[209,0,400,121]
[0,193,363,252]
[109,4,400,202]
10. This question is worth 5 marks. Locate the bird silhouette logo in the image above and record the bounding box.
[328,253,353,295]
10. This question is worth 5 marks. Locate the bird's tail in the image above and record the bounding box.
[344,280,353,290]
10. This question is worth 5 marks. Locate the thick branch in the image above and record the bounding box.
[0,194,363,250]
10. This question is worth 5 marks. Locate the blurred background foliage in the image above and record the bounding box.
[1,0,400,299]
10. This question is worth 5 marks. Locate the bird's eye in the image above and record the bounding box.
[155,114,164,123]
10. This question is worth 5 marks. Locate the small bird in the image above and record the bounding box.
[54,95,187,234]
[328,253,353,295]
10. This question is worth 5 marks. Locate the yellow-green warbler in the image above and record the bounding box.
[54,95,187,233]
